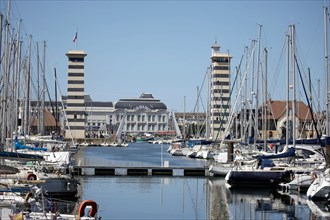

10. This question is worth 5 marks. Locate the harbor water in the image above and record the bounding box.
[74,143,330,219]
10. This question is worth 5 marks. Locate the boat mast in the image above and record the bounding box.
[54,68,59,136]
[308,68,313,137]
[36,42,40,133]
[286,33,290,145]
[325,6,329,137]
[196,86,199,137]
[255,24,262,145]
[40,41,46,136]
[183,96,186,140]
[1,0,10,146]
[263,48,268,151]
[23,35,32,145]
[243,46,248,143]
[206,66,211,139]
[248,40,256,143]
[13,19,21,141]
[290,24,296,149]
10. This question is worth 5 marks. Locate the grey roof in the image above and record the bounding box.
[85,101,113,108]
[114,93,167,110]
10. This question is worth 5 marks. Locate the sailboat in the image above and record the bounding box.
[306,6,330,201]
[110,111,129,147]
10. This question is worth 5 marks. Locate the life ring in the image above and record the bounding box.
[27,173,37,181]
[78,200,98,217]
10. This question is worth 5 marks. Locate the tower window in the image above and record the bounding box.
[69,57,84,62]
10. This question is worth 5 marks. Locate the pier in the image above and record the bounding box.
[72,166,213,177]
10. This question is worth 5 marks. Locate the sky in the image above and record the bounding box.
[4,0,328,112]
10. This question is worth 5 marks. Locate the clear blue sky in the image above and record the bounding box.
[6,0,327,112]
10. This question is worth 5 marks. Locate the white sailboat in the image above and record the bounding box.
[306,6,330,201]
[111,111,128,147]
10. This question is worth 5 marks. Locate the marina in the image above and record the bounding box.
[1,1,330,220]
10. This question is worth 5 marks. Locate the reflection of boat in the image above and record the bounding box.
[5,199,101,220]
[307,199,330,218]
[307,168,330,200]
[280,172,314,192]
[227,183,315,219]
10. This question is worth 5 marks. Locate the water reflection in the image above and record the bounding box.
[76,143,330,219]
[207,178,330,220]
[82,176,208,219]
[81,176,330,219]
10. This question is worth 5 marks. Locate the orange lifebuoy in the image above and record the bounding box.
[78,200,98,217]
[27,173,37,181]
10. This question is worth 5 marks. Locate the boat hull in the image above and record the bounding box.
[225,168,293,187]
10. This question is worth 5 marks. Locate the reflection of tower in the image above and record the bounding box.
[210,42,231,140]
[65,50,87,139]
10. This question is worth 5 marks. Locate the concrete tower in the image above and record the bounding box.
[65,50,87,140]
[210,42,232,140]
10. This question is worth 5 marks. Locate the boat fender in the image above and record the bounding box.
[51,201,59,213]
[27,173,37,181]
[78,200,98,217]
[311,171,317,182]
[24,192,33,204]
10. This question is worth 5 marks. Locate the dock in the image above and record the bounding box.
[72,166,213,177]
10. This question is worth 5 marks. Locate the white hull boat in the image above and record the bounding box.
[307,168,330,200]
[280,172,314,192]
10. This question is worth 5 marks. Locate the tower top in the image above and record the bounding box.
[66,50,87,58]
[211,41,220,56]
[211,41,220,50]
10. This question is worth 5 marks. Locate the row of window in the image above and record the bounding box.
[132,124,166,131]
[213,66,229,71]
[68,72,84,77]
[212,57,229,63]
[115,114,166,122]
[68,57,84,62]
[213,81,230,86]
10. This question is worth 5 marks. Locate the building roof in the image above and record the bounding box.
[114,93,167,110]
[85,101,113,108]
[267,100,312,120]
[61,95,113,107]
[30,110,57,127]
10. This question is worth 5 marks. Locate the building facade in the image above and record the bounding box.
[111,93,168,135]
[82,93,169,138]
[65,50,87,139]
[210,42,232,140]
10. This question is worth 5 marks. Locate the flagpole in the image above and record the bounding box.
[73,28,78,50]
[75,28,78,50]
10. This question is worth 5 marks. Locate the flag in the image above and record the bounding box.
[72,32,77,42]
